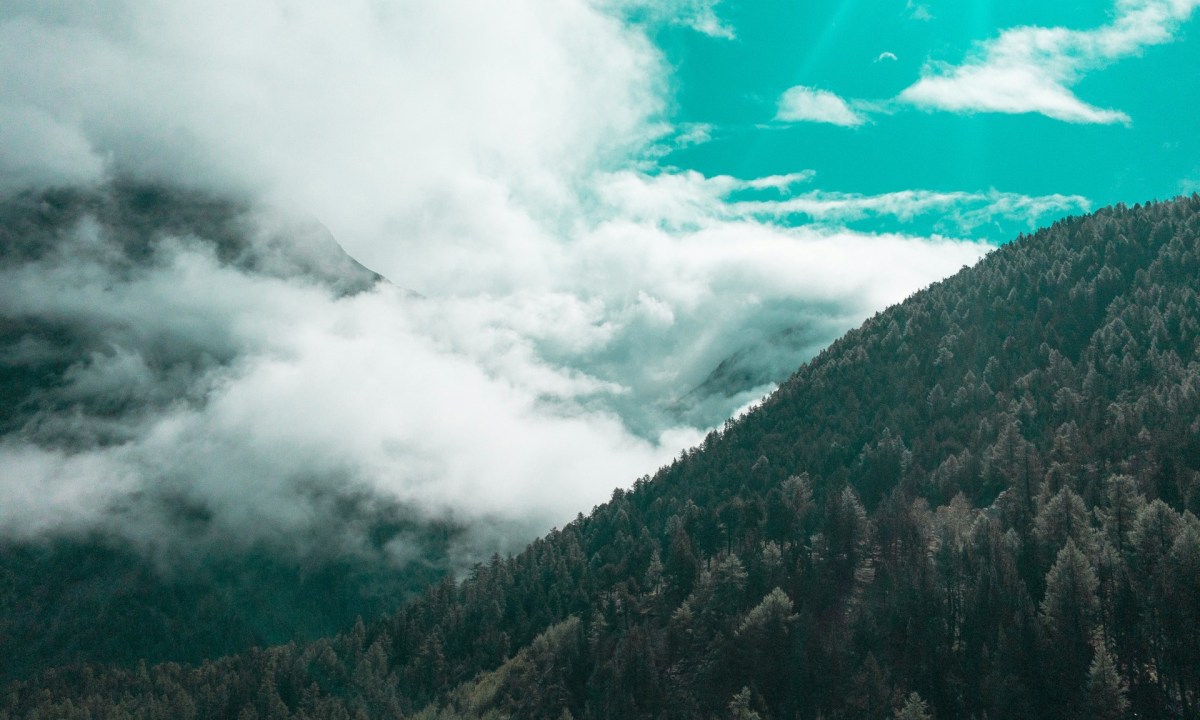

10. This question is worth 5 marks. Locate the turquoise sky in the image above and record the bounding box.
[651,0,1200,241]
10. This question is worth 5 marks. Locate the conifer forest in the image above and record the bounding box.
[6,196,1200,719]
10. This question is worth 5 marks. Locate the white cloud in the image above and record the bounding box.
[673,122,716,148]
[0,0,666,283]
[591,170,1089,235]
[743,171,817,191]
[907,2,933,22]
[899,0,1200,123]
[603,0,735,38]
[0,223,686,554]
[733,188,1092,233]
[0,1,1080,570]
[776,86,868,126]
[0,187,992,562]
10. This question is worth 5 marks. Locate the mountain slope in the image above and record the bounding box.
[0,182,456,681]
[6,195,1200,719]
[0,180,380,442]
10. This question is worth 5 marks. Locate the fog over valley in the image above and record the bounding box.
[0,1,1030,567]
[4,1,1200,714]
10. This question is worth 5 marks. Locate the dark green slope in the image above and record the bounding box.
[6,195,1200,719]
[0,182,453,682]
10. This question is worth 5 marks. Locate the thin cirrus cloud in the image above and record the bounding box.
[907,1,933,22]
[775,85,867,126]
[732,188,1092,233]
[604,0,735,38]
[898,0,1200,124]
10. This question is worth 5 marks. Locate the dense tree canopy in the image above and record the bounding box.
[5,195,1200,718]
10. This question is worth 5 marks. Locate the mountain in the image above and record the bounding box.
[5,195,1200,719]
[0,178,824,683]
[670,322,828,424]
[0,180,380,442]
[0,182,455,681]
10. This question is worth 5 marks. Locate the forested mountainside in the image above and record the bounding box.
[6,195,1200,719]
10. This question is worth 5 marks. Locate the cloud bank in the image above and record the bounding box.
[0,178,1000,565]
[0,1,1079,568]
[899,0,1200,123]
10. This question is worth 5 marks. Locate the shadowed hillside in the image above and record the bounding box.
[5,195,1200,719]
[0,183,455,681]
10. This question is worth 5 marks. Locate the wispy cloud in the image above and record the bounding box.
[594,171,1091,235]
[775,86,868,126]
[899,0,1200,123]
[742,171,817,191]
[733,188,1092,233]
[673,122,716,148]
[907,1,933,22]
[602,0,735,38]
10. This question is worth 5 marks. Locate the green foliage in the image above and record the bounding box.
[728,687,761,720]
[1087,631,1129,720]
[7,196,1200,718]
[895,692,932,720]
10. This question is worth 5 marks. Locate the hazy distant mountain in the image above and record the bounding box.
[672,323,828,416]
[8,196,1200,718]
[0,181,380,441]
[0,180,827,681]
[0,182,445,680]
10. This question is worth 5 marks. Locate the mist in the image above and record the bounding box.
[0,1,1084,568]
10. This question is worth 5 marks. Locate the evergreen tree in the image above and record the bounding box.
[1086,631,1129,720]
[895,692,932,720]
[728,687,762,720]
[1040,538,1100,714]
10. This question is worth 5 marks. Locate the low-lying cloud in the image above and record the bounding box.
[0,180,992,566]
[0,1,1072,569]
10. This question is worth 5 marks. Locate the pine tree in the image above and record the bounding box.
[728,687,761,720]
[984,414,1039,512]
[736,588,797,705]
[1086,631,1129,720]
[1041,539,1100,642]
[1040,538,1101,714]
[1165,515,1200,717]
[1100,474,1143,558]
[665,518,699,601]
[895,691,932,720]
[1034,487,1093,559]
